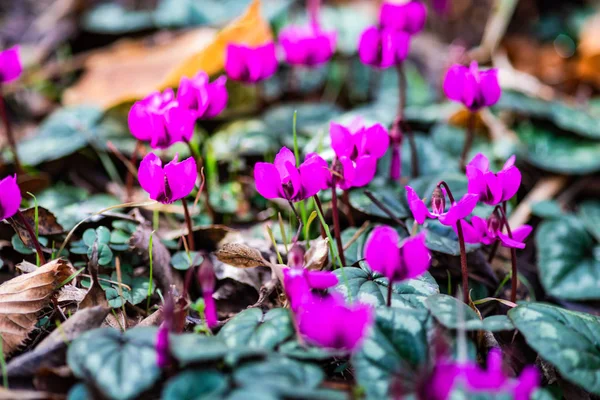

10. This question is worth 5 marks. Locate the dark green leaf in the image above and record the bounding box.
[531,200,564,219]
[171,251,203,271]
[170,334,230,366]
[233,357,324,391]
[11,234,48,255]
[218,308,294,350]
[349,186,408,220]
[509,302,600,395]
[578,200,600,242]
[162,371,228,400]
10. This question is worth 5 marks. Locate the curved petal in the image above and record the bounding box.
[163,105,196,144]
[138,153,165,201]
[0,46,22,83]
[503,154,516,169]
[394,31,411,62]
[306,271,339,289]
[482,172,503,205]
[254,162,282,199]
[0,174,21,220]
[379,2,404,30]
[127,102,156,141]
[399,233,430,280]
[365,226,401,280]
[258,42,278,80]
[497,231,526,249]
[512,224,533,243]
[337,156,356,190]
[513,366,540,400]
[439,193,478,226]
[304,153,331,190]
[204,75,228,118]
[453,219,482,244]
[479,68,501,107]
[466,165,486,198]
[497,165,521,202]
[363,123,389,159]
[225,44,246,81]
[284,161,302,201]
[329,122,353,158]
[462,72,478,110]
[406,186,433,224]
[274,147,296,177]
[352,155,377,187]
[404,1,427,34]
[471,216,489,237]
[299,154,329,198]
[165,156,197,201]
[443,65,468,103]
[467,153,490,172]
[340,303,372,351]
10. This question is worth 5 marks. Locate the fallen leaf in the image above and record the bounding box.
[8,206,64,248]
[304,238,330,271]
[0,387,60,400]
[0,259,74,357]
[577,14,600,88]
[63,0,273,109]
[80,243,109,310]
[215,243,270,269]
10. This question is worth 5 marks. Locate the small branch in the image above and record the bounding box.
[364,190,407,229]
[180,198,195,252]
[16,210,46,265]
[287,200,303,243]
[386,283,393,307]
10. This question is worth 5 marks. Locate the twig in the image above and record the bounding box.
[364,190,407,229]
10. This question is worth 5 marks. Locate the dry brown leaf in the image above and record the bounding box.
[304,238,330,271]
[0,259,74,357]
[215,243,270,269]
[63,0,272,109]
[577,14,600,87]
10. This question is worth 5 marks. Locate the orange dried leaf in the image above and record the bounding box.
[63,0,272,109]
[0,259,74,357]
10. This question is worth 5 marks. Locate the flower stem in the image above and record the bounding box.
[0,91,22,174]
[287,200,303,243]
[386,283,393,307]
[437,181,469,303]
[487,240,500,263]
[330,173,347,267]
[125,140,141,202]
[185,139,215,221]
[395,63,419,178]
[181,198,195,252]
[496,202,518,303]
[460,112,477,171]
[16,210,46,265]
[312,195,327,239]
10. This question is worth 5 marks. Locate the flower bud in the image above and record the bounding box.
[287,244,305,269]
[431,187,446,215]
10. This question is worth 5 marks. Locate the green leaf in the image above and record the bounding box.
[82,3,154,33]
[352,308,430,399]
[349,186,408,220]
[424,219,480,256]
[171,251,203,271]
[17,106,103,166]
[426,294,514,332]
[578,200,600,242]
[536,216,600,300]
[87,243,114,266]
[67,383,92,400]
[211,119,277,161]
[67,327,160,400]
[52,194,121,231]
[509,302,600,395]
[233,357,324,391]
[278,341,345,361]
[332,266,439,309]
[11,234,48,255]
[531,200,564,219]
[218,308,294,350]
[517,123,600,174]
[170,334,230,366]
[162,371,228,400]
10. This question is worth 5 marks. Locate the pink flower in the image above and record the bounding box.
[138,153,197,204]
[358,26,410,69]
[466,153,521,205]
[198,260,217,329]
[365,226,430,282]
[225,42,278,83]
[379,1,427,34]
[0,46,22,83]
[177,72,228,118]
[298,293,372,351]
[513,366,541,400]
[406,186,478,226]
[284,267,338,312]
[156,293,174,368]
[463,349,508,391]
[455,214,532,249]
[254,147,329,202]
[0,175,21,220]
[279,25,336,67]
[443,61,501,111]
[128,89,196,149]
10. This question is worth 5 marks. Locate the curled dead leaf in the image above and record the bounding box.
[304,237,330,271]
[0,259,74,357]
[215,243,270,269]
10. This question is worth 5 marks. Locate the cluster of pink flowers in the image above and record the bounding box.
[283,246,372,351]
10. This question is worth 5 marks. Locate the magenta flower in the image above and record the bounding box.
[128,89,196,149]
[0,175,21,220]
[225,42,278,83]
[462,349,507,391]
[279,25,336,67]
[284,267,338,312]
[513,366,541,400]
[358,26,410,69]
[177,72,228,118]
[443,61,501,111]
[138,153,197,204]
[155,325,170,368]
[455,214,532,249]
[466,153,521,205]
[406,186,478,226]
[198,261,217,329]
[298,293,372,351]
[365,227,430,283]
[0,46,22,83]
[254,147,329,202]
[379,1,427,34]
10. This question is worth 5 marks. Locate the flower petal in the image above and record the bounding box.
[512,224,533,243]
[205,75,228,118]
[128,101,157,142]
[352,155,377,187]
[363,123,389,158]
[439,193,478,226]
[453,219,482,244]
[0,174,21,220]
[138,153,165,201]
[254,162,282,199]
[274,147,296,177]
[329,122,353,158]
[406,186,433,224]
[400,232,431,279]
[479,68,501,107]
[0,46,22,83]
[165,156,197,201]
[497,164,521,202]
[443,65,468,103]
[365,226,401,280]
[497,231,526,249]
[225,44,246,81]
[467,153,490,172]
[299,154,328,198]
[284,161,302,201]
[306,271,339,289]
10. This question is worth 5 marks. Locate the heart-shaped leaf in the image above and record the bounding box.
[509,302,600,395]
[233,356,324,391]
[162,371,228,400]
[536,216,600,300]
[352,307,430,399]
[578,200,600,242]
[426,294,514,332]
[169,334,230,366]
[349,186,408,220]
[67,327,160,400]
[218,308,294,350]
[171,251,204,271]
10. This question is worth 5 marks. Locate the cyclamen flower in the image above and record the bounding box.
[254,147,328,202]
[298,293,372,351]
[406,186,478,226]
[466,153,521,205]
[138,153,197,204]
[358,27,410,69]
[0,46,22,83]
[365,226,430,283]
[455,214,532,249]
[284,267,338,312]
[379,1,427,34]
[177,72,228,118]
[443,61,501,111]
[279,25,336,67]
[128,89,195,149]
[155,294,174,368]
[225,42,278,83]
[0,175,21,220]
[198,260,217,329]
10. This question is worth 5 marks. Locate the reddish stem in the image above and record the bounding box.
[181,198,195,252]
[0,91,23,174]
[330,172,347,267]
[496,202,518,303]
[17,210,46,265]
[386,283,393,307]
